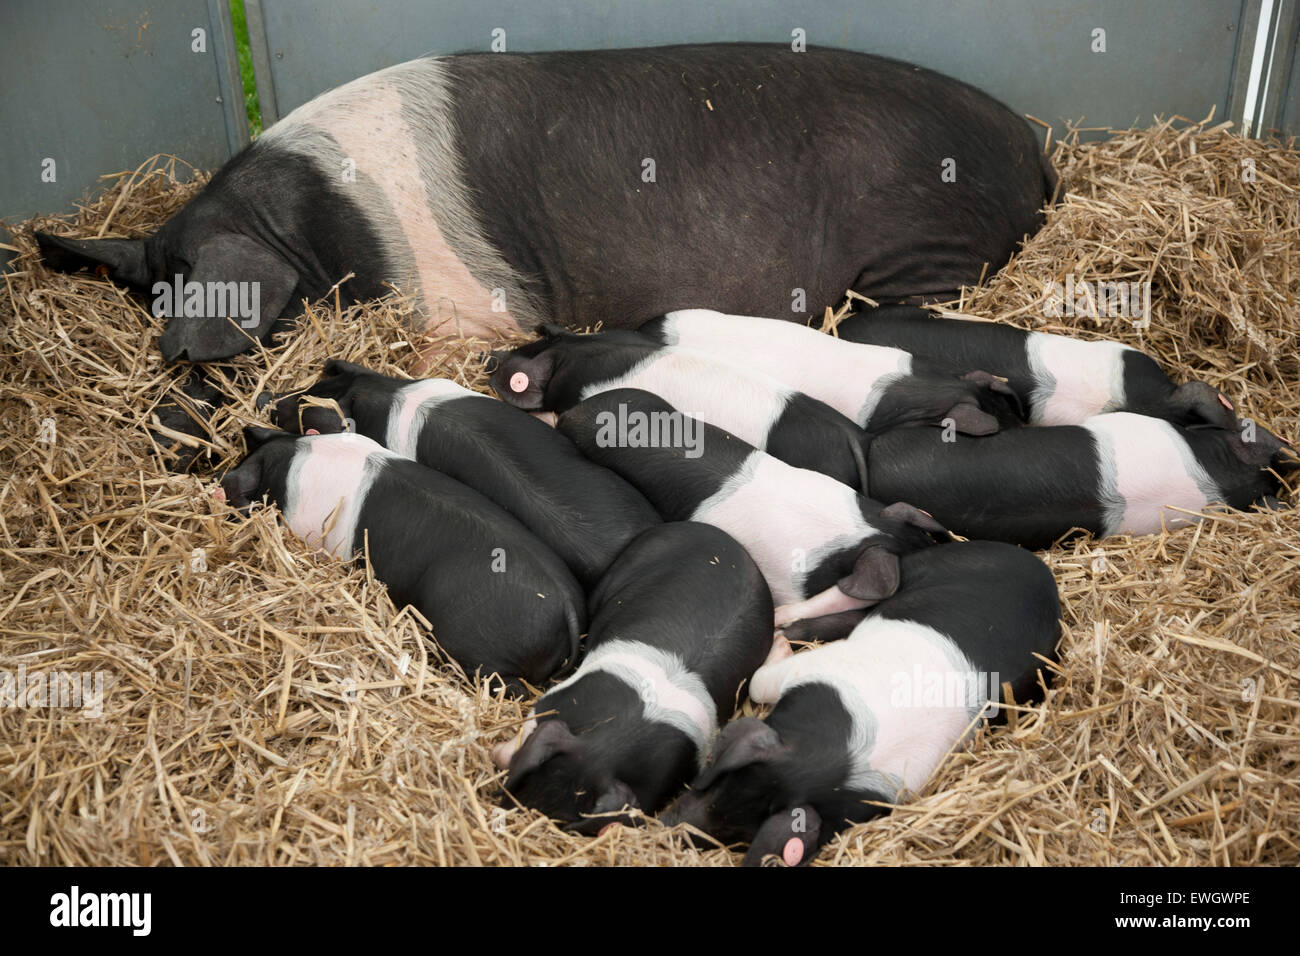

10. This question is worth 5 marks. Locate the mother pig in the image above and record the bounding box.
[35,43,1054,362]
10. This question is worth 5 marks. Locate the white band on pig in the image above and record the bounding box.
[1027,334,1131,425]
[1083,412,1217,536]
[544,639,717,767]
[260,58,544,335]
[385,378,479,458]
[281,434,389,558]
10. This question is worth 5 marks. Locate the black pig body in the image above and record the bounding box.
[495,522,774,830]
[265,360,661,588]
[221,429,584,694]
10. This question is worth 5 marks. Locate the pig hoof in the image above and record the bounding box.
[490,741,515,770]
[529,410,559,428]
[598,821,623,837]
[763,634,793,666]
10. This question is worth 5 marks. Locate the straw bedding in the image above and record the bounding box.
[2,117,1296,866]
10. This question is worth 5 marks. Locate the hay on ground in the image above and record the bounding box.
[1,120,1297,866]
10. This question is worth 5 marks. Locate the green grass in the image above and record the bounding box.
[230,0,263,138]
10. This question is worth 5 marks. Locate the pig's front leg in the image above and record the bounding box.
[775,583,874,628]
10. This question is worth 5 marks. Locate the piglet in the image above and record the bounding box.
[488,326,873,491]
[261,359,661,589]
[662,540,1061,866]
[833,305,1236,428]
[493,522,774,831]
[638,308,1017,433]
[555,388,945,611]
[865,411,1295,549]
[221,428,585,695]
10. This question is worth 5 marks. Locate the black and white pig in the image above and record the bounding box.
[833,306,1237,428]
[219,428,584,694]
[488,326,876,490]
[492,522,774,832]
[261,359,661,588]
[554,388,945,611]
[662,540,1061,867]
[35,45,1054,362]
[637,308,1019,433]
[864,411,1295,549]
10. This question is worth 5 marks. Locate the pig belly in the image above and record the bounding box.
[1086,414,1215,535]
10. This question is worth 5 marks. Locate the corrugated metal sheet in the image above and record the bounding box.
[0,0,247,225]
[6,0,1297,239]
[248,0,1249,142]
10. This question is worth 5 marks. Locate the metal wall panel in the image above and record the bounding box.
[250,0,1248,142]
[0,0,247,226]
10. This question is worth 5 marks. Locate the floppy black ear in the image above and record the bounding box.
[322,358,373,379]
[243,426,289,451]
[880,501,947,534]
[505,719,579,788]
[490,351,556,410]
[35,233,151,288]
[1169,381,1237,429]
[837,546,900,603]
[300,404,350,434]
[942,401,1000,436]
[590,779,639,816]
[157,234,298,362]
[742,805,823,867]
[693,718,782,790]
[220,456,265,509]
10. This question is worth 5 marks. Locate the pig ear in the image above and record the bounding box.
[742,805,823,867]
[694,718,783,790]
[220,456,265,509]
[880,501,947,534]
[962,369,1026,420]
[943,401,1000,436]
[1169,381,1237,429]
[35,233,151,288]
[1224,421,1295,470]
[590,779,639,816]
[243,426,289,451]
[493,353,556,408]
[298,404,349,435]
[322,358,371,379]
[837,546,900,603]
[505,719,579,788]
[157,234,298,362]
